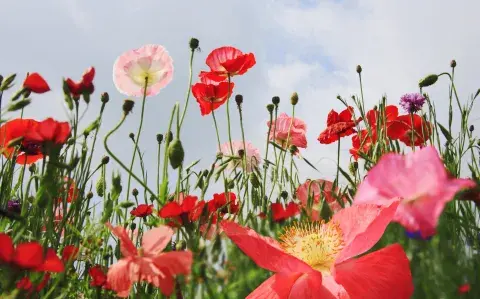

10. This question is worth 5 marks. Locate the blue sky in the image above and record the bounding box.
[1,0,479,201]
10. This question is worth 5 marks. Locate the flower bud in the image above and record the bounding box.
[470,125,474,132]
[156,134,163,144]
[87,192,93,199]
[227,180,235,189]
[189,38,200,51]
[280,191,288,199]
[168,139,185,169]
[132,188,139,196]
[373,105,378,111]
[83,118,100,137]
[356,65,362,74]
[29,163,36,173]
[96,177,105,197]
[290,92,299,106]
[123,99,135,115]
[101,92,109,103]
[450,60,457,68]
[129,133,135,140]
[272,96,280,105]
[235,94,243,106]
[266,104,275,113]
[418,74,438,88]
[119,201,135,209]
[8,99,31,111]
[130,223,136,231]
[166,131,173,143]
[102,156,110,165]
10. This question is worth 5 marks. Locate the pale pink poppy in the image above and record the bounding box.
[296,179,348,220]
[267,113,307,149]
[106,223,192,297]
[219,140,261,172]
[354,146,476,238]
[113,44,174,97]
[221,201,414,298]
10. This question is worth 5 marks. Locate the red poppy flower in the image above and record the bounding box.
[17,273,51,293]
[199,46,256,82]
[0,119,43,164]
[366,105,399,128]
[192,82,235,116]
[458,283,471,294]
[66,67,95,97]
[23,73,50,94]
[130,204,154,218]
[159,194,205,226]
[207,192,239,215]
[57,177,78,203]
[62,245,79,263]
[24,118,71,145]
[349,129,378,161]
[0,233,64,272]
[271,202,300,222]
[388,114,432,146]
[89,265,109,288]
[318,106,361,144]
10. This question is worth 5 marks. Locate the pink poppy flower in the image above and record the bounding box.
[296,179,347,220]
[219,140,261,172]
[267,113,307,149]
[106,223,192,297]
[221,201,413,298]
[354,146,476,238]
[113,44,174,97]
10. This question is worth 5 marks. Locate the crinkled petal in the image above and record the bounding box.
[0,234,14,263]
[106,223,137,257]
[153,251,192,276]
[107,259,133,298]
[142,226,173,255]
[247,272,302,299]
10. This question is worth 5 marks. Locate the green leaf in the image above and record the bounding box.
[437,122,452,142]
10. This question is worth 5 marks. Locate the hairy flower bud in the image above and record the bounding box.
[123,99,135,115]
[419,74,438,88]
[356,65,362,74]
[235,94,243,106]
[450,60,457,68]
[168,139,185,169]
[101,92,109,103]
[290,92,299,106]
[280,190,288,199]
[266,104,275,114]
[156,134,163,144]
[132,188,139,196]
[102,156,110,165]
[272,96,280,106]
[189,38,200,51]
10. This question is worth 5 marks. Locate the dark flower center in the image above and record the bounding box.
[20,141,42,155]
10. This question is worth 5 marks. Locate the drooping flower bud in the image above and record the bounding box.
[418,74,438,88]
[122,99,135,115]
[168,139,185,169]
[290,92,299,106]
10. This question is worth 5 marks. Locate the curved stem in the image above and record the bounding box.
[179,50,195,128]
[126,78,149,200]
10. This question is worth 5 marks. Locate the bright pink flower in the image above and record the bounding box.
[267,113,307,149]
[354,146,476,238]
[113,44,174,97]
[106,223,192,297]
[221,201,413,299]
[219,140,261,172]
[199,46,256,82]
[296,179,347,221]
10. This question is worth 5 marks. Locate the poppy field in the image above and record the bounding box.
[0,40,479,298]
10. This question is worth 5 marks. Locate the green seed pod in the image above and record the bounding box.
[249,172,260,188]
[83,118,100,137]
[168,139,185,169]
[418,74,438,88]
[96,176,105,197]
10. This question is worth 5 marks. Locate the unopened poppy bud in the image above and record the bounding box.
[102,156,110,164]
[289,145,298,155]
[189,38,200,51]
[8,99,31,111]
[29,163,36,173]
[87,192,93,199]
[235,94,243,106]
[168,139,185,169]
[123,99,135,115]
[272,96,280,105]
[290,92,299,106]
[470,125,474,132]
[166,131,173,143]
[101,92,109,103]
[119,201,135,209]
[227,180,235,189]
[0,74,16,91]
[237,149,245,157]
[216,152,223,160]
[266,104,275,113]
[156,134,163,144]
[132,188,139,196]
[249,172,260,188]
[280,190,288,199]
[356,65,362,74]
[175,240,186,251]
[129,133,135,140]
[450,60,457,68]
[130,223,136,231]
[419,74,438,88]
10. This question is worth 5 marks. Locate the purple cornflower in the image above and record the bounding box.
[7,200,21,214]
[400,93,426,113]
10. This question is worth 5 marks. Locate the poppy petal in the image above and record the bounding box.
[246,272,302,299]
[12,242,44,269]
[37,248,64,272]
[159,202,183,218]
[153,251,192,276]
[23,73,50,93]
[142,226,174,255]
[106,223,137,257]
[0,233,14,263]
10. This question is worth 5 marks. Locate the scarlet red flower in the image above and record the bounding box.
[199,46,256,82]
[89,265,109,288]
[23,73,50,94]
[24,118,71,145]
[66,67,95,97]
[192,82,235,116]
[57,177,78,203]
[159,194,205,226]
[62,245,79,263]
[366,105,399,128]
[318,106,361,144]
[349,129,377,161]
[207,192,239,215]
[0,233,64,272]
[458,283,471,294]
[388,114,432,146]
[271,202,300,222]
[130,204,154,218]
[17,273,51,293]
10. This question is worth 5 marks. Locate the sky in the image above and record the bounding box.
[1,0,479,202]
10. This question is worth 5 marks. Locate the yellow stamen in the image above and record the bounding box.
[137,248,144,257]
[279,221,344,274]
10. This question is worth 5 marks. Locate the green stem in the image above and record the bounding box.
[179,50,195,128]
